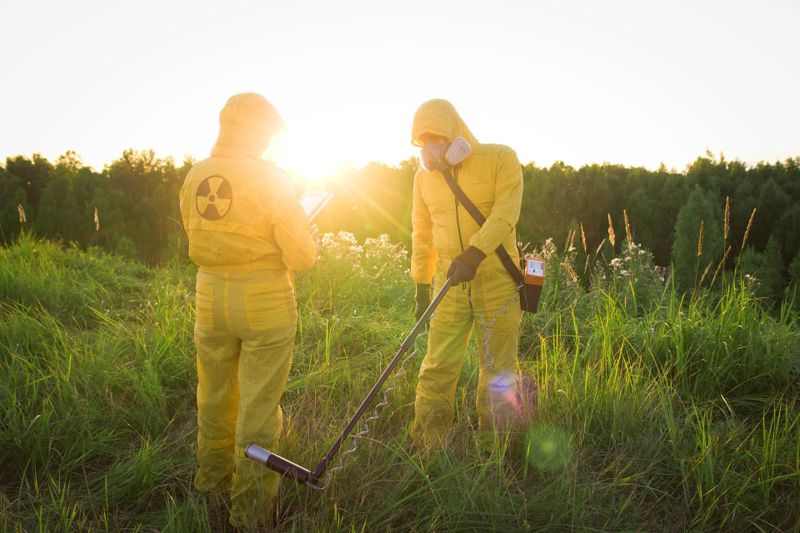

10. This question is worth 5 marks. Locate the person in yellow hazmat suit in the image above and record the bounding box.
[409,98,523,449]
[179,92,316,528]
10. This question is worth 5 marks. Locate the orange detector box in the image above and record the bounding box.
[520,257,545,313]
[524,257,545,286]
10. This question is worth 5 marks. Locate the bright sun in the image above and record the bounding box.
[268,128,348,186]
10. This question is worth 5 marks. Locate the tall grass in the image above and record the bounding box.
[1,232,798,531]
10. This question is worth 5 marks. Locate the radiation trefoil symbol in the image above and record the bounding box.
[196,175,233,220]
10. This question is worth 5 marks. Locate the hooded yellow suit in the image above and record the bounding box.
[410,99,523,448]
[180,93,315,527]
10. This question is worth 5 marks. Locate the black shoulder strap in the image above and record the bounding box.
[441,168,524,285]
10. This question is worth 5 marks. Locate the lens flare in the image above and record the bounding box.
[489,372,522,412]
[524,422,571,472]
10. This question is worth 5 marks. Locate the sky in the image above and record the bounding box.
[1,0,798,180]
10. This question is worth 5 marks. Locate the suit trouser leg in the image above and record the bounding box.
[194,326,241,493]
[472,273,522,430]
[475,304,522,429]
[411,281,472,448]
[228,324,295,526]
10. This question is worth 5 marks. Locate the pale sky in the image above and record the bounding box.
[1,1,798,180]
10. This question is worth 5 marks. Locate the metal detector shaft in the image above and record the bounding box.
[309,276,455,481]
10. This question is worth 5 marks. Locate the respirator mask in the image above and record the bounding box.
[420,136,472,172]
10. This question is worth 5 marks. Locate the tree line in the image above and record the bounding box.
[1,150,189,265]
[1,149,798,304]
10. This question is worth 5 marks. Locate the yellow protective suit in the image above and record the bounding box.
[179,93,315,528]
[410,99,523,449]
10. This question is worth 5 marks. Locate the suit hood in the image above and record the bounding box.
[211,93,284,158]
[411,99,479,151]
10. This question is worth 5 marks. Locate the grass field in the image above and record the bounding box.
[1,232,798,531]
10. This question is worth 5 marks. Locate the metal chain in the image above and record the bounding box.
[467,282,524,369]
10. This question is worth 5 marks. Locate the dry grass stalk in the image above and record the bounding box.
[711,245,732,286]
[624,209,633,246]
[594,238,606,256]
[741,208,756,249]
[561,260,579,284]
[697,220,704,257]
[580,222,588,253]
[698,261,713,287]
[17,204,27,224]
[565,229,575,253]
[723,196,730,243]
[607,214,616,247]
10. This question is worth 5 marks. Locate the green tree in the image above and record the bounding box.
[0,170,31,243]
[53,151,97,246]
[760,236,785,304]
[789,250,800,285]
[731,176,758,249]
[752,177,790,251]
[738,236,785,306]
[774,203,800,270]
[36,175,81,242]
[4,154,53,215]
[107,149,180,263]
[0,189,30,243]
[671,186,723,290]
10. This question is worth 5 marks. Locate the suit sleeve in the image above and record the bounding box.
[468,148,522,254]
[410,170,437,284]
[271,179,317,272]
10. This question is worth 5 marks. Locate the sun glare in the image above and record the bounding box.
[268,129,350,186]
[284,155,347,186]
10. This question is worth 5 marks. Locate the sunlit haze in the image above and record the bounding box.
[1,1,798,180]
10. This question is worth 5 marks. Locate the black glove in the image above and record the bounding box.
[447,246,487,283]
[414,284,431,322]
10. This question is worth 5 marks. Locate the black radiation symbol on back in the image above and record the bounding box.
[196,175,233,220]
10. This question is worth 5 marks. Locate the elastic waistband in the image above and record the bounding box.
[198,258,285,275]
[197,268,292,286]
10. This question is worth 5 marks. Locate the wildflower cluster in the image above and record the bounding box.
[298,231,411,313]
[319,231,408,279]
[321,231,364,261]
[597,241,667,314]
[536,237,558,262]
[608,242,664,283]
